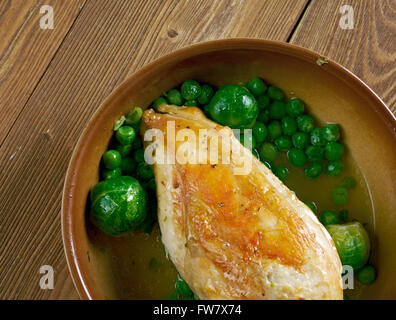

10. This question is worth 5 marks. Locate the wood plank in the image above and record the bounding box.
[118,0,310,78]
[0,0,86,146]
[0,0,308,299]
[290,0,396,114]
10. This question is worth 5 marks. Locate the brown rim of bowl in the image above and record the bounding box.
[61,38,396,300]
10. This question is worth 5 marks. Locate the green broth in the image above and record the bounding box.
[89,224,178,299]
[276,152,374,232]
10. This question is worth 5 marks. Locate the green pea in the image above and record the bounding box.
[292,132,309,149]
[247,77,267,96]
[305,145,324,162]
[326,160,344,177]
[115,143,133,157]
[356,265,376,285]
[339,209,349,222]
[310,128,326,146]
[274,136,292,151]
[268,101,286,119]
[341,176,357,189]
[130,118,141,131]
[202,104,211,117]
[332,186,349,205]
[319,211,339,226]
[146,178,156,193]
[116,126,136,145]
[134,148,145,163]
[274,166,289,181]
[184,99,198,106]
[152,97,168,110]
[267,86,285,101]
[287,148,307,167]
[259,142,278,162]
[137,163,154,181]
[281,116,297,136]
[297,114,315,133]
[240,133,256,150]
[121,157,136,175]
[181,80,201,100]
[325,142,344,161]
[125,107,143,125]
[305,162,323,179]
[252,122,268,143]
[166,89,184,106]
[102,167,122,180]
[132,137,142,150]
[257,109,270,123]
[323,124,341,142]
[197,84,214,105]
[286,98,305,117]
[102,150,122,169]
[268,121,282,139]
[257,94,270,109]
[305,201,317,214]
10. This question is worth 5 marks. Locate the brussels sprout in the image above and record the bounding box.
[207,84,258,129]
[90,176,148,235]
[326,222,371,270]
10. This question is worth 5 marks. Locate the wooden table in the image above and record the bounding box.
[0,0,394,300]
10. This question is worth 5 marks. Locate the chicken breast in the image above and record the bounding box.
[141,105,343,300]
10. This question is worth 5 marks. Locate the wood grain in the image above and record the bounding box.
[290,0,396,113]
[0,0,86,145]
[0,0,308,299]
[1,0,394,300]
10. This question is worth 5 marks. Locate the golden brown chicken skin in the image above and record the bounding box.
[141,105,343,300]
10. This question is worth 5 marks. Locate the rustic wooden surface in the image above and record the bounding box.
[0,0,394,299]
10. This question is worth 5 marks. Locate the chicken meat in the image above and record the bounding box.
[141,105,343,300]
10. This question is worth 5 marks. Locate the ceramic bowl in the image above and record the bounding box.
[62,39,396,299]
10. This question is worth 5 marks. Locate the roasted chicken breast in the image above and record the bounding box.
[141,105,343,300]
